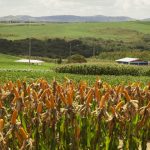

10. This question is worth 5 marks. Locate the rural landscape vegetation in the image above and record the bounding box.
[0,1,150,149]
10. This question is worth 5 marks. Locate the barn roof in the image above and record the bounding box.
[116,57,139,63]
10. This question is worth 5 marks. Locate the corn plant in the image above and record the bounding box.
[0,79,149,149]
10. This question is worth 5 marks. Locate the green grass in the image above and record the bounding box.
[0,70,150,85]
[0,53,19,62]
[0,21,150,42]
[0,53,150,85]
[0,53,57,70]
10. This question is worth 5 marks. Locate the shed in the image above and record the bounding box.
[16,59,44,65]
[116,57,148,65]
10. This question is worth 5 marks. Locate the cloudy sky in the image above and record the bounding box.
[0,0,149,19]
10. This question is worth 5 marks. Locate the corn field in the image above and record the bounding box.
[0,78,150,150]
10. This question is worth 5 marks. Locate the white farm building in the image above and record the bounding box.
[116,57,149,65]
[16,59,44,65]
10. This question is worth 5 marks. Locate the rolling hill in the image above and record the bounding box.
[142,18,150,21]
[0,21,149,41]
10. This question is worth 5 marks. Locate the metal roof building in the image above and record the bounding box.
[116,57,149,65]
[16,59,44,65]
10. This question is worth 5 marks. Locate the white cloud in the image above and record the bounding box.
[0,0,149,19]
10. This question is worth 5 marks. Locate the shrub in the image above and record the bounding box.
[57,57,62,64]
[67,54,87,63]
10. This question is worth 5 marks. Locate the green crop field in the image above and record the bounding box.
[0,21,150,41]
[0,53,150,85]
[0,54,150,149]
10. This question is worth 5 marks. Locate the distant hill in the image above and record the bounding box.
[0,15,135,22]
[142,18,150,21]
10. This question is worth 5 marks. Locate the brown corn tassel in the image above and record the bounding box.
[50,95,55,108]
[11,109,18,124]
[13,87,20,99]
[0,101,3,109]
[45,99,51,109]
[60,93,66,104]
[115,101,124,111]
[17,80,22,89]
[86,89,93,106]
[110,106,115,115]
[67,92,73,106]
[99,92,109,108]
[37,102,43,113]
[0,119,4,132]
[32,90,38,101]
[123,90,131,102]
[19,127,28,140]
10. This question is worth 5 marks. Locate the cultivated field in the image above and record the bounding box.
[0,20,150,149]
[0,78,150,149]
[0,54,150,85]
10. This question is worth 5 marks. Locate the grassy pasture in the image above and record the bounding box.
[0,53,56,70]
[0,21,150,41]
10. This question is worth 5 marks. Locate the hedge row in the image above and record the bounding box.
[56,63,150,76]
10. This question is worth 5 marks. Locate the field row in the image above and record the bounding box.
[0,70,150,85]
[56,63,150,76]
[0,79,150,149]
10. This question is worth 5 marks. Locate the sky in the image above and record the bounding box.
[0,0,150,19]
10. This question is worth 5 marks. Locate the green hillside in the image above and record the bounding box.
[0,21,150,41]
[0,53,19,62]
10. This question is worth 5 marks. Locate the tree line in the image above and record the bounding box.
[0,37,149,58]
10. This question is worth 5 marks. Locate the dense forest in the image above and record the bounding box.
[0,36,149,58]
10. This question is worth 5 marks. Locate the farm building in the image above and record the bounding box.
[16,59,44,65]
[116,57,149,65]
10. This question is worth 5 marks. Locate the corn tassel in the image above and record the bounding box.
[37,102,43,113]
[45,99,51,109]
[0,101,3,109]
[86,89,93,106]
[67,92,73,106]
[115,101,124,111]
[0,119,4,132]
[32,90,38,101]
[123,90,131,102]
[11,109,18,124]
[99,92,109,108]
[60,93,66,104]
[13,87,20,99]
[19,127,28,140]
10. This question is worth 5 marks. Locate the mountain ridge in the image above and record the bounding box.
[0,15,137,22]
